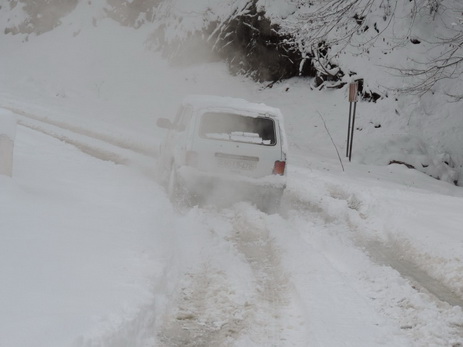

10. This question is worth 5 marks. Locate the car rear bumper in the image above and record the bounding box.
[176,166,285,206]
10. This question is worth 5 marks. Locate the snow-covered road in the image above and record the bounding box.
[2,113,463,346]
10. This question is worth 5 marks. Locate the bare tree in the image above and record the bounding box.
[281,0,391,79]
[282,0,463,98]
[397,2,463,99]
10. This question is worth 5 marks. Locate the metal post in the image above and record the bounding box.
[346,102,352,157]
[347,82,359,161]
[349,101,357,162]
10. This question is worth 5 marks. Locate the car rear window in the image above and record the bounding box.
[199,112,276,146]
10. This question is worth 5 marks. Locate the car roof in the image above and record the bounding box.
[181,95,283,120]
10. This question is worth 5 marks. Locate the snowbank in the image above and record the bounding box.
[0,108,17,176]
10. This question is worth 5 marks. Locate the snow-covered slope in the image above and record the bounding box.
[1,0,461,184]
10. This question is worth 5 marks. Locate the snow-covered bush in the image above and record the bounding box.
[104,0,160,28]
[3,0,78,35]
[150,0,315,82]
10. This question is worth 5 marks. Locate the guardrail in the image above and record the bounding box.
[0,109,17,177]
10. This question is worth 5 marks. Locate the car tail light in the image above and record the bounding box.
[273,161,286,175]
[186,151,198,167]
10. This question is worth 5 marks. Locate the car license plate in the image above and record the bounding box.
[215,153,258,171]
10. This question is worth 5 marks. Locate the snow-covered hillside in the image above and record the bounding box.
[1,1,463,346]
[1,0,462,185]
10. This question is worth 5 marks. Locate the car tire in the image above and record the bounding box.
[167,166,180,201]
[167,166,194,207]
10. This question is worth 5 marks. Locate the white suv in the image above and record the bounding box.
[156,95,287,211]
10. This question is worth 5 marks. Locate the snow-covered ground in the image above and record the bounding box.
[1,2,463,346]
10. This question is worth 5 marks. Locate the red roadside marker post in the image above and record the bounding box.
[346,82,358,162]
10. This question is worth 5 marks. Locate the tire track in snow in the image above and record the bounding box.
[157,207,292,346]
[158,266,249,347]
[284,185,463,309]
[6,106,156,157]
[19,121,130,165]
[365,240,463,309]
[13,109,159,178]
[229,208,290,346]
[283,183,463,344]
